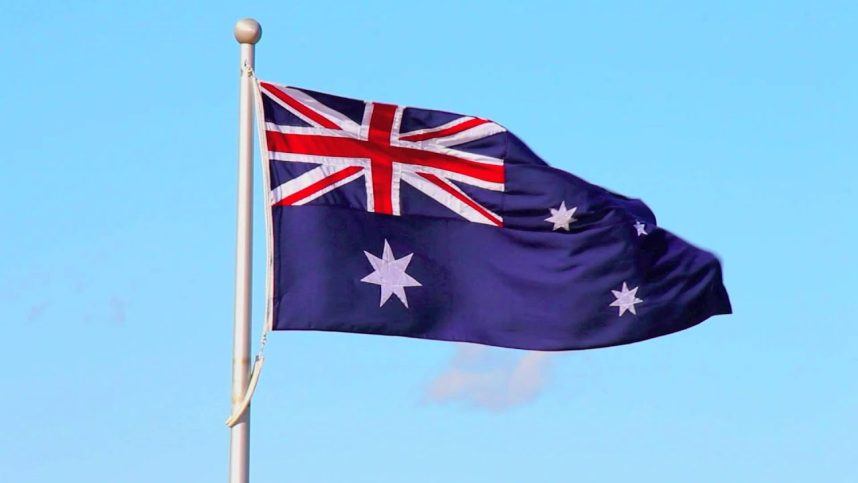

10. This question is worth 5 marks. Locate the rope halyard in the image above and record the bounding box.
[225,314,270,427]
[226,67,273,428]
[225,354,265,427]
[241,60,254,78]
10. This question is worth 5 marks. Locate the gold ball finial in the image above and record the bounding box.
[234,18,262,44]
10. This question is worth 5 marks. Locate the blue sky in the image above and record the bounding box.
[1,1,856,481]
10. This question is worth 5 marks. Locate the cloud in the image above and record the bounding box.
[108,296,127,324]
[27,301,49,322]
[424,344,554,410]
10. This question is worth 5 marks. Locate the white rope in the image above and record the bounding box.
[225,334,267,427]
[226,68,275,428]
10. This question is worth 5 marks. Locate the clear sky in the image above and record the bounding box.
[2,1,856,482]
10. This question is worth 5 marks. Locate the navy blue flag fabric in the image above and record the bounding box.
[255,80,731,351]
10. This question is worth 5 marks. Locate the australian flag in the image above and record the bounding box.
[255,80,731,351]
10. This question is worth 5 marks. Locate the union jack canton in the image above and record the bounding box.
[259,81,505,227]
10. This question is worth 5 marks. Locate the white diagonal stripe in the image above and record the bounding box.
[270,165,365,205]
[259,84,327,129]
[278,86,363,135]
[400,170,501,225]
[431,122,507,147]
[398,116,478,139]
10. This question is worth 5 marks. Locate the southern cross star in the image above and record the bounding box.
[545,201,578,231]
[610,282,643,316]
[361,239,421,308]
[633,220,648,236]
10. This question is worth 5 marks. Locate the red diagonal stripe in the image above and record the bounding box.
[417,172,503,227]
[275,166,363,206]
[399,118,490,142]
[260,82,341,130]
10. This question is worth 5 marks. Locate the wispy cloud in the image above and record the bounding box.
[424,344,554,410]
[108,296,127,324]
[27,301,49,322]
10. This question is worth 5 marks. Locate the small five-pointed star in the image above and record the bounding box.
[361,239,421,308]
[633,220,648,236]
[610,282,643,316]
[545,201,578,231]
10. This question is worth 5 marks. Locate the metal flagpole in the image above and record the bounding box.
[230,17,261,483]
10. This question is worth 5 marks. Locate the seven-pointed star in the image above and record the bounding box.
[361,239,422,308]
[545,201,578,231]
[610,282,643,316]
[633,220,648,236]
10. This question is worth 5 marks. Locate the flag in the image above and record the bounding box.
[254,80,731,351]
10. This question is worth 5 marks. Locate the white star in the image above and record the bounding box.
[545,201,578,231]
[610,282,643,317]
[361,239,421,308]
[633,220,648,236]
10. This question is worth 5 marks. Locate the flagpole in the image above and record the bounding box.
[230,18,261,483]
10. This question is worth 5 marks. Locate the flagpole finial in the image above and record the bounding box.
[234,18,262,44]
